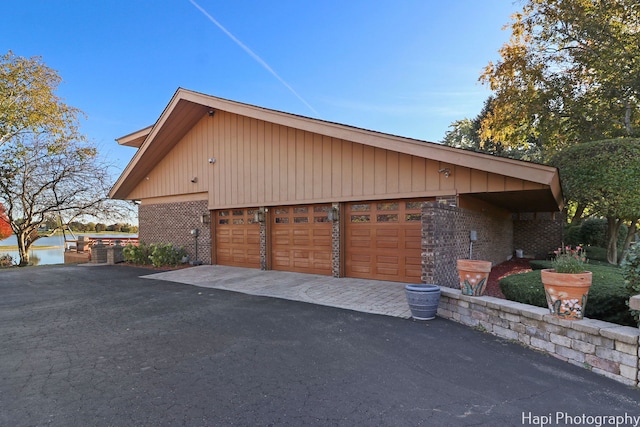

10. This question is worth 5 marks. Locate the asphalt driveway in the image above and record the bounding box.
[1,265,639,427]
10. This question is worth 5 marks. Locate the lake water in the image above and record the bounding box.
[0,234,138,266]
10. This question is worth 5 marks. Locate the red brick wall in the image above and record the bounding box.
[513,212,564,259]
[422,202,513,288]
[138,200,211,264]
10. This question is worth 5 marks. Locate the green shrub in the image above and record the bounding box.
[123,242,153,265]
[148,243,186,268]
[580,218,608,247]
[621,242,640,326]
[0,253,13,268]
[500,263,635,326]
[579,218,627,249]
[564,224,582,246]
[529,260,551,270]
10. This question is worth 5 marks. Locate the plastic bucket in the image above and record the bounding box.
[404,284,441,320]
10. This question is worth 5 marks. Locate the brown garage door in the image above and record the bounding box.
[271,204,332,275]
[345,200,423,282]
[215,208,260,268]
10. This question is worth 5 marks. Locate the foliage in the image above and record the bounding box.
[621,243,640,326]
[149,244,186,268]
[441,97,542,161]
[551,246,588,274]
[0,51,82,147]
[579,218,607,247]
[0,253,13,268]
[123,242,186,268]
[0,202,11,240]
[577,218,627,248]
[563,223,582,246]
[0,51,126,266]
[500,264,635,326]
[551,139,640,264]
[480,0,640,154]
[123,243,153,265]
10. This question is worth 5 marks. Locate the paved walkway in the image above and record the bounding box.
[144,265,413,319]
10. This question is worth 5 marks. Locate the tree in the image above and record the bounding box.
[0,52,122,266]
[0,203,11,240]
[442,97,542,161]
[551,139,640,264]
[480,0,640,157]
[0,51,81,148]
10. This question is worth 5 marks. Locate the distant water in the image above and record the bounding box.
[0,234,137,266]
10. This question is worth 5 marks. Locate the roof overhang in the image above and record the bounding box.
[110,88,563,211]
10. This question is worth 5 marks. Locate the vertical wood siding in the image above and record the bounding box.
[127,111,546,205]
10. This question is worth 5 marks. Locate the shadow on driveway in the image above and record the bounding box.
[1,265,638,426]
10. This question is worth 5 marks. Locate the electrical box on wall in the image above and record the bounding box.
[470,230,477,242]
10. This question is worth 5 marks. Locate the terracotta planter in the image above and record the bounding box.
[456,259,492,296]
[541,269,592,320]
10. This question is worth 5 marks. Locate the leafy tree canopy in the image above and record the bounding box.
[551,138,640,263]
[480,0,640,157]
[0,51,82,147]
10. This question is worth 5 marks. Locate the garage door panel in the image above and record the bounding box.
[215,209,261,269]
[271,204,332,275]
[346,200,425,283]
[375,229,399,237]
[376,241,399,249]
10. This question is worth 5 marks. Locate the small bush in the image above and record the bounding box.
[149,243,186,268]
[621,242,640,326]
[564,224,582,246]
[0,253,13,268]
[500,263,635,326]
[123,242,186,267]
[123,242,153,265]
[580,218,608,247]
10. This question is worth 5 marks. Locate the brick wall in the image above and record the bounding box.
[514,212,564,259]
[138,200,211,263]
[331,203,341,278]
[422,202,512,288]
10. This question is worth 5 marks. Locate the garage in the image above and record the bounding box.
[271,204,333,275]
[345,200,424,283]
[215,208,260,268]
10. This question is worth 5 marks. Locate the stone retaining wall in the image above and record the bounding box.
[438,287,640,387]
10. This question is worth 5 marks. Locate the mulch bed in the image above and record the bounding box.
[483,258,533,299]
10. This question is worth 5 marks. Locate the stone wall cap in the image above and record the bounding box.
[571,318,616,334]
[629,295,640,311]
[599,325,640,344]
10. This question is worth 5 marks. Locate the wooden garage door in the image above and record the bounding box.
[271,204,332,275]
[215,208,260,268]
[345,200,423,283]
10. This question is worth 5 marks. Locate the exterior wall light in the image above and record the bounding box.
[254,208,266,223]
[438,167,451,178]
[328,206,339,222]
[200,213,211,224]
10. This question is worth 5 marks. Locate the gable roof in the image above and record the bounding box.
[110,88,563,211]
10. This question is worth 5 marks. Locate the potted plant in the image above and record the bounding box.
[457,259,492,296]
[541,245,592,320]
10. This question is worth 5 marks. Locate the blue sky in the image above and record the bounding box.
[3,1,518,175]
